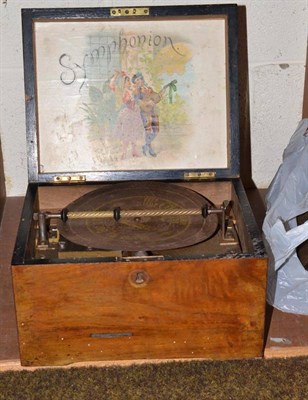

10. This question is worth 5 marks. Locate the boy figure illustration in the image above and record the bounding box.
[132,72,164,157]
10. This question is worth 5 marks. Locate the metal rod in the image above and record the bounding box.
[38,212,48,245]
[67,208,204,219]
[40,201,230,224]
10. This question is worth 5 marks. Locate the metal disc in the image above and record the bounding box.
[57,182,218,251]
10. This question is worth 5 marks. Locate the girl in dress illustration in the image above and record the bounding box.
[109,72,144,159]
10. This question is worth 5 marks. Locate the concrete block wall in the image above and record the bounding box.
[0,0,307,195]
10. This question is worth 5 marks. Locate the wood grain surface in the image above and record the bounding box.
[12,258,267,366]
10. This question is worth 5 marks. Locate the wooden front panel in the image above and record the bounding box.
[12,258,267,366]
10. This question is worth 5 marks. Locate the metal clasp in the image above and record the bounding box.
[53,175,86,184]
[184,172,216,181]
[110,7,149,17]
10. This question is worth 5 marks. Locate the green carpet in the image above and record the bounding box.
[0,357,307,400]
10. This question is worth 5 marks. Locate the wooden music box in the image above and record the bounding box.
[12,5,267,367]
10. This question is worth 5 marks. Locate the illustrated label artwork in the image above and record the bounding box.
[34,18,228,173]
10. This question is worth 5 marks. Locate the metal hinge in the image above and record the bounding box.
[110,7,149,17]
[184,172,216,181]
[53,175,86,184]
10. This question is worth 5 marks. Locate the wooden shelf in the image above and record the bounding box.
[0,197,23,369]
[0,191,307,370]
[0,142,6,224]
[265,306,308,358]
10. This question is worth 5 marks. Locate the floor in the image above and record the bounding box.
[0,190,307,371]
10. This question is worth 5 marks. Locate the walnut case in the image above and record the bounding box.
[12,5,267,367]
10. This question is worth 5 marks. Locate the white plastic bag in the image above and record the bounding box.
[263,119,308,315]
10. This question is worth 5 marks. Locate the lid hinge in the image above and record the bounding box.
[53,175,86,184]
[184,172,216,181]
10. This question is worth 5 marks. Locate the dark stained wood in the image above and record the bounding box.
[238,6,253,189]
[297,212,308,269]
[12,258,267,366]
[245,188,267,231]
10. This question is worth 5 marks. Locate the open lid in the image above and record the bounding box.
[22,4,239,183]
